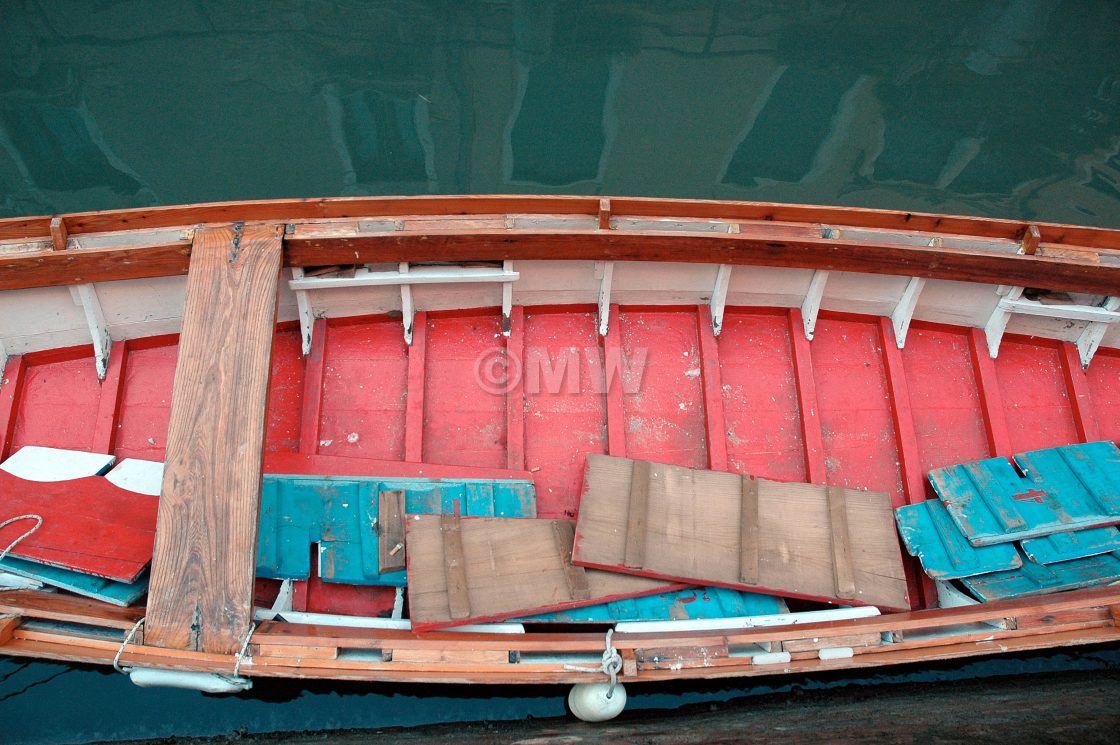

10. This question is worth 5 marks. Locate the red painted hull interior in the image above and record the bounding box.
[3,306,1117,615]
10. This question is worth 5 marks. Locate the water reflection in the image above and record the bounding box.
[0,1,1115,224]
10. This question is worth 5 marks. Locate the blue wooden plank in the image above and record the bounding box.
[961,548,1120,602]
[894,499,1021,579]
[255,475,536,586]
[516,587,785,623]
[1021,526,1120,564]
[930,441,1120,547]
[0,556,147,606]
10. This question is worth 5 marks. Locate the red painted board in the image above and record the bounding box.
[12,354,101,454]
[902,326,991,473]
[719,310,806,482]
[262,451,535,483]
[404,312,427,463]
[523,309,606,518]
[0,355,27,461]
[115,342,177,460]
[810,316,903,506]
[603,304,626,458]
[994,337,1080,453]
[423,313,507,468]
[696,306,728,471]
[265,328,304,454]
[968,328,1013,457]
[91,341,128,455]
[319,318,407,460]
[1088,351,1120,444]
[505,307,526,472]
[0,470,156,581]
[618,308,707,469]
[788,309,826,484]
[1059,342,1100,443]
[298,318,327,455]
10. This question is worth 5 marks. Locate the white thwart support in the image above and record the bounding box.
[291,267,315,355]
[597,260,615,336]
[74,283,112,380]
[1076,296,1120,368]
[288,264,519,291]
[502,260,514,335]
[801,270,830,340]
[0,339,7,384]
[710,264,732,336]
[985,286,1120,363]
[891,277,927,348]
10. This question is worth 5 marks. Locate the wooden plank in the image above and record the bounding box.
[551,519,591,601]
[506,306,526,471]
[404,311,427,462]
[390,647,510,665]
[297,318,327,454]
[782,632,881,653]
[1059,341,1100,442]
[739,476,760,585]
[789,309,826,484]
[0,590,143,631]
[49,216,68,251]
[0,354,26,461]
[696,305,729,470]
[573,455,910,610]
[0,615,20,645]
[406,516,683,631]
[441,510,471,620]
[377,490,407,574]
[826,485,857,600]
[604,304,627,457]
[598,198,611,230]
[255,643,338,660]
[635,642,729,670]
[623,459,651,569]
[144,223,283,654]
[91,339,128,454]
[968,328,1013,456]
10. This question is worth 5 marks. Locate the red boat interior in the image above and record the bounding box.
[3,304,1118,617]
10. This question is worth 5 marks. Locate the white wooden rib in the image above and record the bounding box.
[291,267,315,356]
[801,270,829,340]
[289,265,519,291]
[711,264,732,336]
[597,260,614,337]
[75,283,112,380]
[502,260,514,336]
[400,262,415,346]
[984,285,1022,358]
[890,277,926,348]
[1076,296,1120,368]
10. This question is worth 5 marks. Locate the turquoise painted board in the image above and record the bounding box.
[894,499,1021,579]
[516,587,785,623]
[930,441,1120,547]
[961,548,1120,602]
[1021,526,1120,564]
[256,475,536,586]
[0,556,147,606]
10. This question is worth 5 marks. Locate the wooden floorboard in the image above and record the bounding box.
[144,223,283,654]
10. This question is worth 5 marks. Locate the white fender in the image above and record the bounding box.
[568,682,627,722]
[128,667,251,693]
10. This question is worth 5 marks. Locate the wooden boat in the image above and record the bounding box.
[0,195,1118,720]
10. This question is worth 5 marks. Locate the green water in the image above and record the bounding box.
[1,2,1119,742]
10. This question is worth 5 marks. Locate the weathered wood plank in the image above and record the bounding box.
[406,516,682,631]
[739,476,760,585]
[377,490,407,574]
[573,455,910,610]
[623,459,651,569]
[144,223,283,654]
[441,510,471,620]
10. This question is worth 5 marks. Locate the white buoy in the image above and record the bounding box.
[568,682,627,722]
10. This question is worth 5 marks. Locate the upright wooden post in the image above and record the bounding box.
[144,223,283,654]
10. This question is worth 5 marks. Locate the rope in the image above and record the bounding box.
[113,617,145,674]
[231,622,257,678]
[563,628,623,698]
[0,515,43,563]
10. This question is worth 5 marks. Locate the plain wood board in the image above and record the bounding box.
[144,223,283,654]
[405,515,685,631]
[572,455,910,610]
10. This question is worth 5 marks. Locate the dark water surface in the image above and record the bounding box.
[2,2,1120,743]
